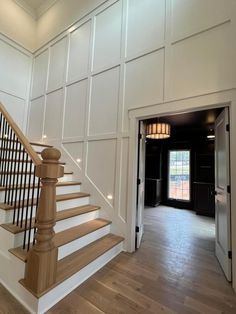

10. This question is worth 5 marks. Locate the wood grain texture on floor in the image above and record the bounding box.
[0,283,29,314]
[48,206,236,314]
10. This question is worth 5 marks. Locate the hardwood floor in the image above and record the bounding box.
[1,206,236,313]
[48,206,236,314]
[0,283,29,314]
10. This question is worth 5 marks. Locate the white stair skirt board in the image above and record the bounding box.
[56,197,90,211]
[54,210,100,233]
[0,249,38,314]
[58,224,111,260]
[38,241,123,314]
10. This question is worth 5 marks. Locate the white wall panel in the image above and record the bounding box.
[171,0,232,42]
[64,80,88,139]
[67,21,91,82]
[0,91,26,130]
[47,37,67,92]
[126,0,165,57]
[93,1,122,71]
[28,97,45,141]
[124,49,164,131]
[167,23,236,100]
[86,139,117,206]
[44,89,64,139]
[0,39,31,99]
[63,142,83,169]
[89,67,120,136]
[31,50,48,99]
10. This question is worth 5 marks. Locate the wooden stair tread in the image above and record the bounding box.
[4,205,100,234]
[19,234,124,297]
[9,218,111,262]
[0,170,72,175]
[0,192,89,210]
[0,180,81,191]
[56,234,123,283]
[54,218,111,248]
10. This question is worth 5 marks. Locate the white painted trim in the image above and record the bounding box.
[126,89,236,292]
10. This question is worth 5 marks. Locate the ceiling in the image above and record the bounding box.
[21,0,46,9]
[145,107,224,135]
[14,0,58,18]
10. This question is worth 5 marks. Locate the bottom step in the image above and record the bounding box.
[20,234,124,298]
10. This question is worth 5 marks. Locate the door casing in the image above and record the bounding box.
[126,89,236,291]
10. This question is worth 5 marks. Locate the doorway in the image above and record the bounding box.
[136,106,232,282]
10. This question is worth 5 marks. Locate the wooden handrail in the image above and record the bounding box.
[0,102,42,166]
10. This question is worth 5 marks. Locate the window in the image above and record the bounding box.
[168,150,190,201]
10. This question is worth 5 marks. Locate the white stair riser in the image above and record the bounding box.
[0,207,37,224]
[0,184,81,203]
[5,210,100,244]
[54,210,99,233]
[56,197,90,212]
[38,241,123,314]
[58,225,111,260]
[56,185,81,195]
[58,175,73,182]
[0,196,88,224]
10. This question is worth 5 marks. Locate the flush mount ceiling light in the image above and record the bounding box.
[146,122,171,139]
[207,128,215,139]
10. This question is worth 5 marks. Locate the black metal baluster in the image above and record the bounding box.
[9,137,18,206]
[0,114,4,187]
[4,128,13,204]
[0,120,8,187]
[13,142,23,225]
[20,152,29,228]
[27,165,36,251]
[16,147,26,226]
[2,124,10,190]
[7,132,16,204]
[23,160,33,250]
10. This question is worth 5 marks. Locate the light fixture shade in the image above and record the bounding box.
[146,122,171,139]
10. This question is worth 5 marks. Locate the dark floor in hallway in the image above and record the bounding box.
[48,206,236,314]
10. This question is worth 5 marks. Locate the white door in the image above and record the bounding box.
[215,108,231,281]
[136,121,146,249]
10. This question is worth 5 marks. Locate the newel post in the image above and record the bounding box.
[24,148,64,295]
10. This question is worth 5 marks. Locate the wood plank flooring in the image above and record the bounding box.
[1,206,236,313]
[48,206,236,314]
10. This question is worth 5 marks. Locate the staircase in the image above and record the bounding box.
[0,102,124,313]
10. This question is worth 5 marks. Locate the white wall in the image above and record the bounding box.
[0,0,36,51]
[35,0,107,49]
[28,0,236,246]
[0,34,32,131]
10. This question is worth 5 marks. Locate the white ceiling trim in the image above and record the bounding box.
[14,0,59,19]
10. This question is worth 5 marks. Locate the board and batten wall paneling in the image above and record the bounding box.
[67,21,91,83]
[31,50,49,100]
[89,67,120,136]
[64,80,87,139]
[92,1,122,71]
[47,37,68,92]
[63,142,84,170]
[126,0,165,58]
[86,139,117,207]
[44,89,64,140]
[28,96,45,141]
[0,36,32,132]
[28,0,236,246]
